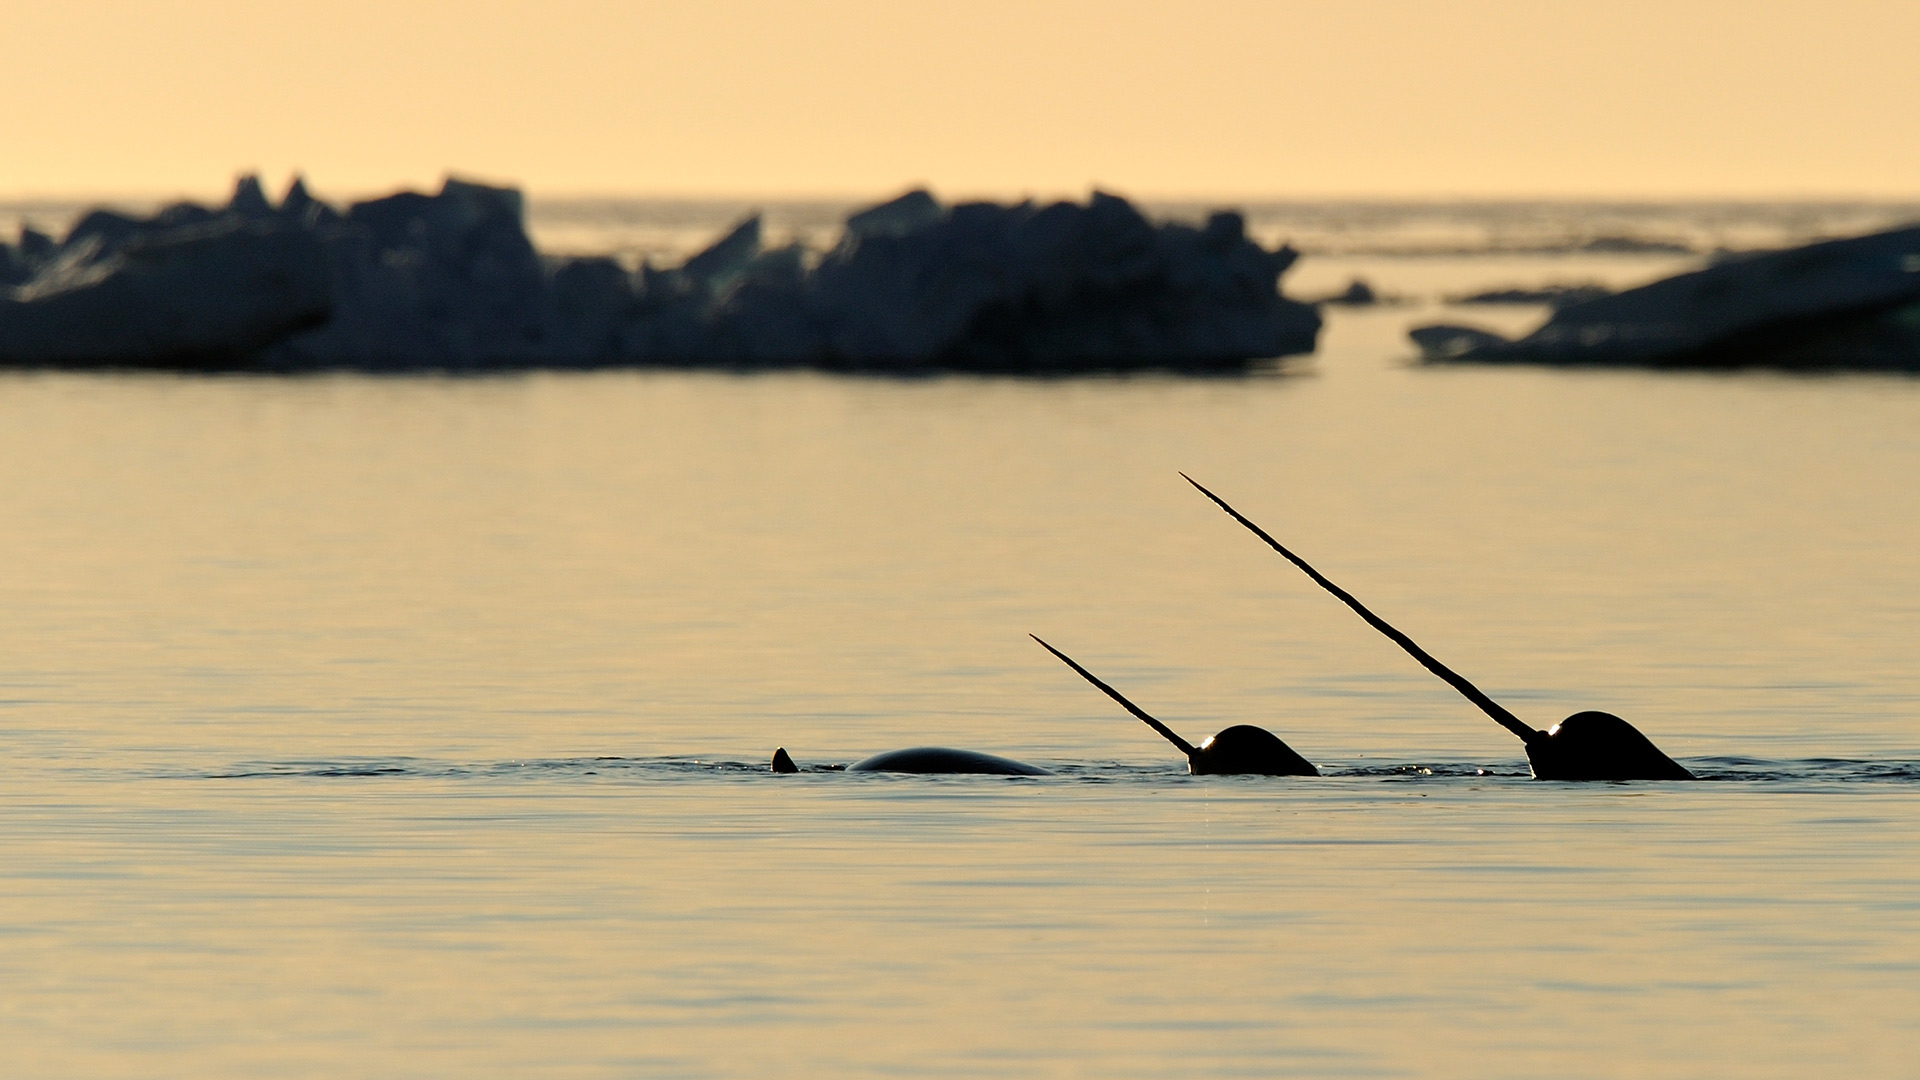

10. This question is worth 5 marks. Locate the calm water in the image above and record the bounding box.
[3,207,1920,1077]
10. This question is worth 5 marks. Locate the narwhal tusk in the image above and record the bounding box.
[1030,634,1199,756]
[1179,472,1543,746]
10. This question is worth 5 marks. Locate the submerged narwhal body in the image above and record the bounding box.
[845,747,1049,775]
[1031,635,1318,776]
[771,745,1050,775]
[1181,474,1693,782]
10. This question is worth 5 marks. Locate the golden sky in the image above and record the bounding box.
[9,0,1920,200]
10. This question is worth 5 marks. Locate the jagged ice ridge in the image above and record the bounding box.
[0,176,1322,373]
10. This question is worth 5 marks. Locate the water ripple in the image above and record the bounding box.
[175,755,1920,786]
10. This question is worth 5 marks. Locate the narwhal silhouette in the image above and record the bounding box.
[1181,473,1694,781]
[771,745,1049,775]
[1031,635,1318,776]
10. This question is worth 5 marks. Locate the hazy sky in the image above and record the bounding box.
[10,0,1920,200]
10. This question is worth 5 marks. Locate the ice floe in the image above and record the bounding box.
[1414,225,1920,368]
[0,177,1322,373]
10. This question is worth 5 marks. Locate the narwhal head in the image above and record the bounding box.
[1523,711,1694,781]
[1188,724,1319,776]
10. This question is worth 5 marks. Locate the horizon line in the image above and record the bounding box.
[5,178,1920,209]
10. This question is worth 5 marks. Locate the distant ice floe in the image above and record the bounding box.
[0,176,1322,373]
[1414,225,1920,369]
[1446,283,1613,309]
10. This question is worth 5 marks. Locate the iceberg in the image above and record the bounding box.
[1412,226,1920,369]
[0,177,1321,373]
[0,179,331,368]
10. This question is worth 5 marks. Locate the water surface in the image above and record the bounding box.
[2,237,1919,1077]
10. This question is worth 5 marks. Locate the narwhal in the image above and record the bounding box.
[1030,635,1318,776]
[1181,473,1694,781]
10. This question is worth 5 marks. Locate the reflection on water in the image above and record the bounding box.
[2,292,1920,1076]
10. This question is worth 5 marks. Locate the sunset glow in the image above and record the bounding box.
[9,0,1920,199]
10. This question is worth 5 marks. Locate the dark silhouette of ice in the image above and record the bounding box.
[0,176,1321,373]
[0,178,331,367]
[1413,225,1920,368]
[1317,278,1380,306]
[1448,283,1612,309]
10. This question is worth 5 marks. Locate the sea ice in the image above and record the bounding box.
[0,197,330,367]
[0,177,1322,373]
[1413,226,1920,368]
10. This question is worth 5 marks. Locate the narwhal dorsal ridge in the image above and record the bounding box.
[1031,634,1318,777]
[1180,473,1693,781]
[847,747,1050,775]
[772,746,1050,775]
